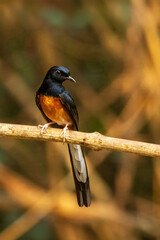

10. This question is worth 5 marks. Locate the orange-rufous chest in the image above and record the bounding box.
[39,94,72,127]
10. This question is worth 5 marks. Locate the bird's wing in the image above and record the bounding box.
[59,90,79,130]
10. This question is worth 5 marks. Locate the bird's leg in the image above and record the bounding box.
[60,123,70,143]
[38,121,55,134]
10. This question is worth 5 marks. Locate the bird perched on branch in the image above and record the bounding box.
[36,66,91,207]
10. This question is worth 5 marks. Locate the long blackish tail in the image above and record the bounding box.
[68,144,91,207]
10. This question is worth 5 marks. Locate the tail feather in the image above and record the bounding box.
[68,144,91,207]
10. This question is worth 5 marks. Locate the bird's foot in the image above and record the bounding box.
[60,123,69,143]
[38,122,54,135]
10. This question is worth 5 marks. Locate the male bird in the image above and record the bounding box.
[36,66,91,207]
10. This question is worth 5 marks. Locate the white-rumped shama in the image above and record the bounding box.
[36,66,91,207]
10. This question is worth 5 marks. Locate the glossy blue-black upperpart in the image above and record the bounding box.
[46,66,70,78]
[50,66,70,76]
[38,66,76,97]
[44,66,76,84]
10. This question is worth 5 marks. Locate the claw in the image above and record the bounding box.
[38,124,48,134]
[60,123,69,143]
[38,122,55,135]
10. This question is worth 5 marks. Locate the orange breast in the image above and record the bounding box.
[39,94,72,127]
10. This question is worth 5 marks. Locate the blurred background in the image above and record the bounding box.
[0,0,160,239]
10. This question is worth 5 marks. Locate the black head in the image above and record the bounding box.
[46,66,76,83]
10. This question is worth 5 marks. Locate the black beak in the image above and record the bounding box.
[66,76,76,83]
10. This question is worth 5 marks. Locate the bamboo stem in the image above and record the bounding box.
[0,123,160,157]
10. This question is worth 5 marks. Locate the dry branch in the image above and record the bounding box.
[0,123,160,157]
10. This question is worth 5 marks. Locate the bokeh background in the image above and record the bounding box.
[0,0,160,239]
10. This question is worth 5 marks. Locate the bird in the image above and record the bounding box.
[35,66,91,207]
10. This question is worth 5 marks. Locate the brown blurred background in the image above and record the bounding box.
[0,0,160,239]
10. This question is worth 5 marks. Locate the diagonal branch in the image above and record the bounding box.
[0,123,160,158]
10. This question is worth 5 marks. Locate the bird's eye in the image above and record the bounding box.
[56,70,61,75]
